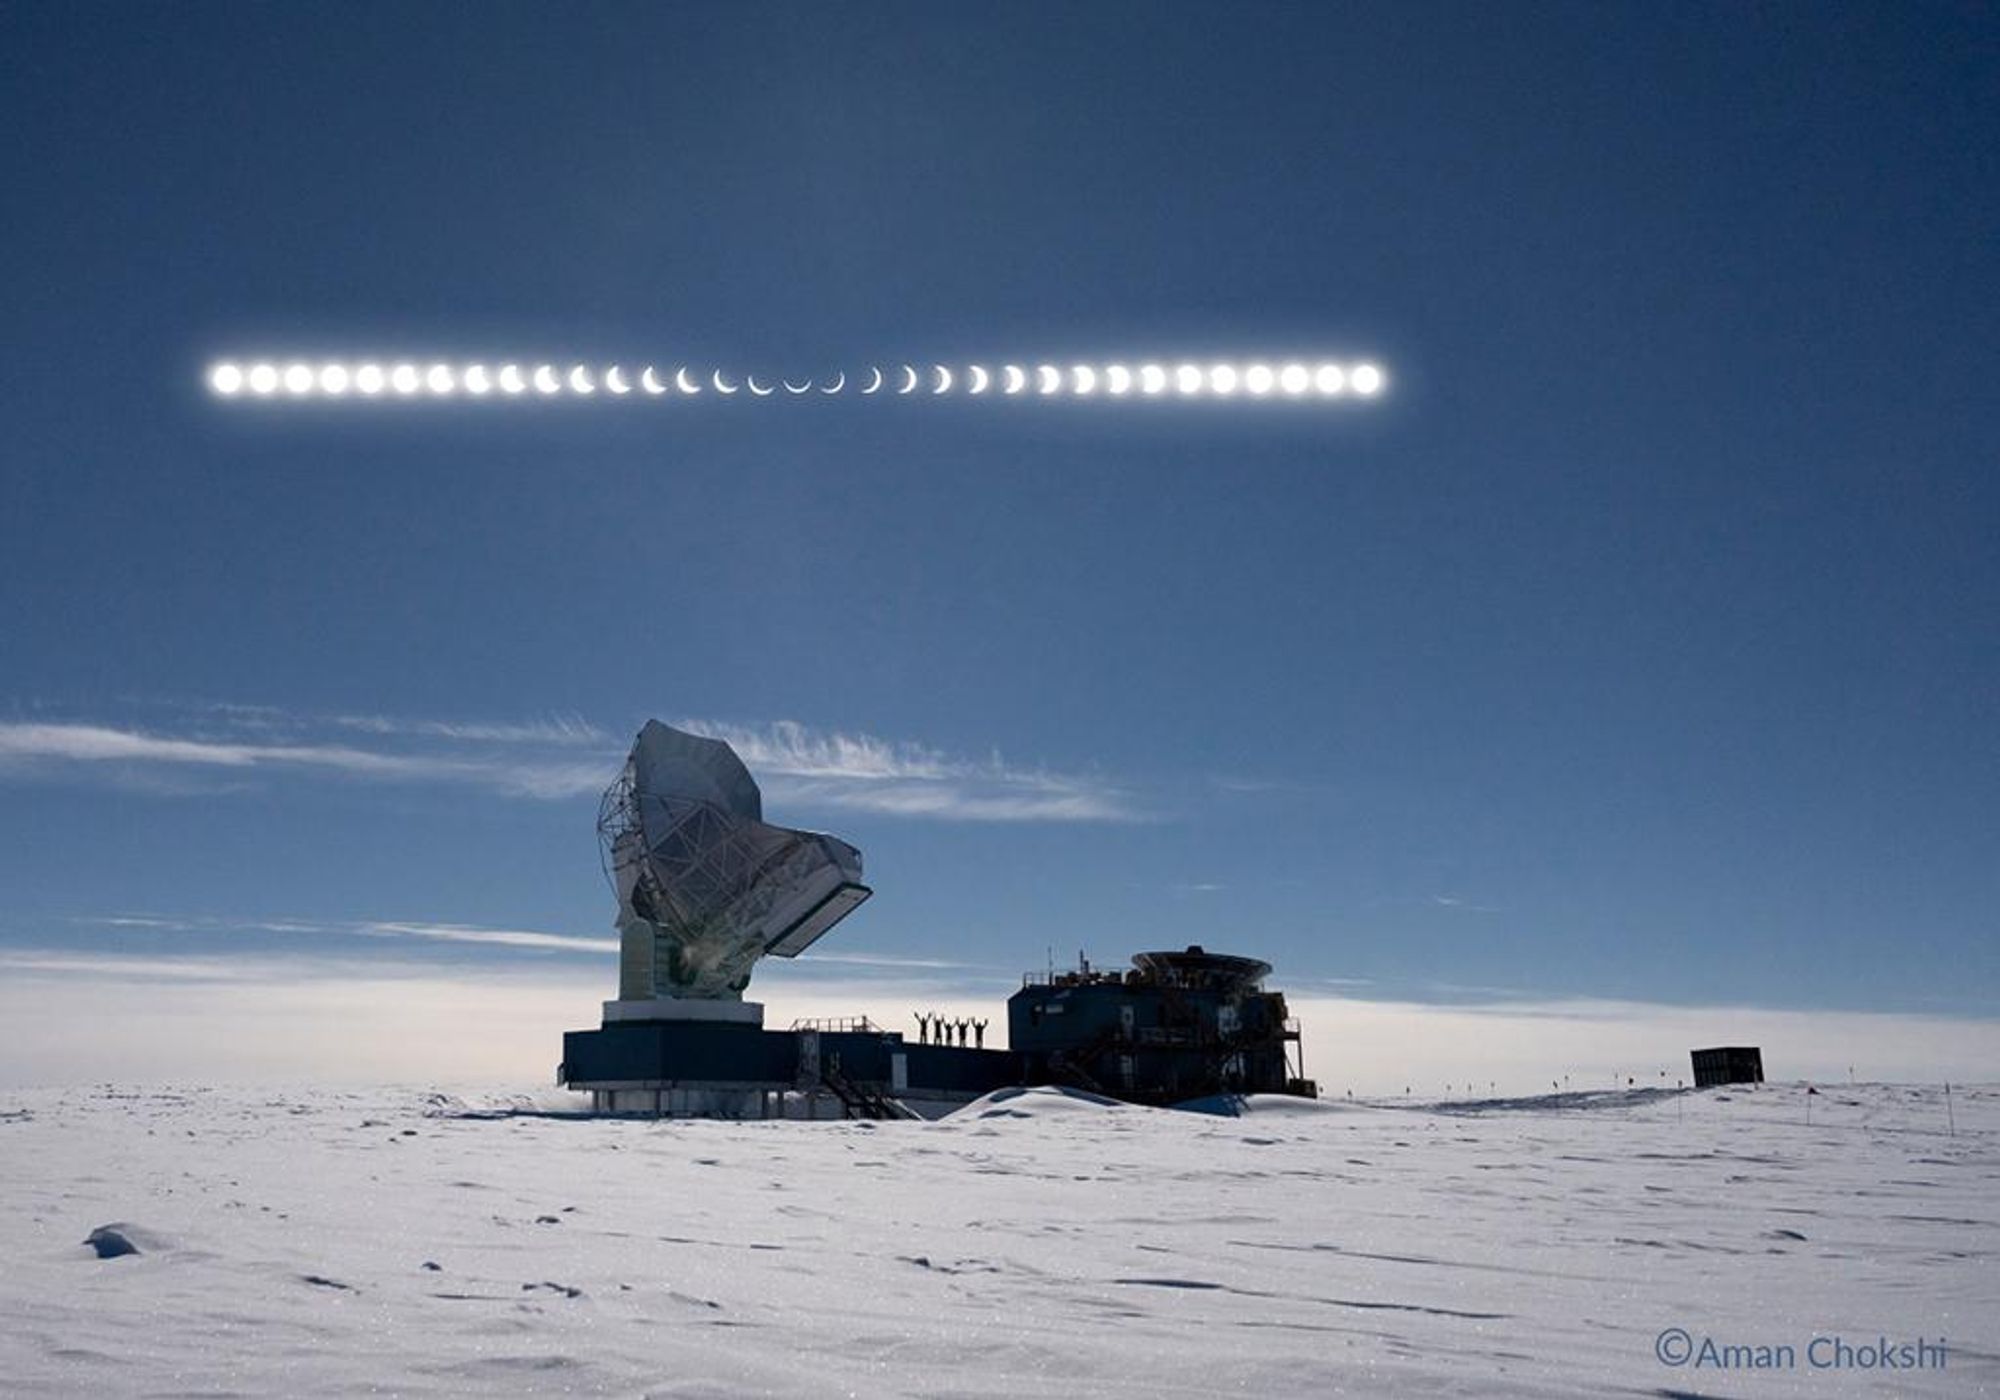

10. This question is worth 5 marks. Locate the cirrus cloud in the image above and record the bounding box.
[0,707,1140,822]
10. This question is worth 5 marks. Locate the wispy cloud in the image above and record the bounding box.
[1,706,1139,822]
[329,713,610,746]
[75,912,987,972]
[0,721,614,798]
[681,719,1140,822]
[73,912,616,956]
[0,951,269,982]
[1432,895,1501,914]
[795,949,997,972]
[355,921,618,955]
[687,720,958,783]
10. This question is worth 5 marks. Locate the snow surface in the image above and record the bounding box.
[2,1081,1994,1397]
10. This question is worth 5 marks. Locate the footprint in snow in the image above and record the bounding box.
[522,1281,583,1299]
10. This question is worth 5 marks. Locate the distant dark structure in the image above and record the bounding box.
[1010,947,1316,1104]
[1691,1046,1764,1087]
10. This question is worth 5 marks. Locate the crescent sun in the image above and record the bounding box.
[861,367,883,394]
[745,374,773,396]
[568,365,596,394]
[1003,365,1026,394]
[932,365,953,394]
[897,364,919,394]
[605,366,630,394]
[533,365,561,393]
[1036,364,1061,394]
[640,366,666,394]
[712,371,738,395]
[820,372,845,394]
[675,367,701,394]
[499,365,527,394]
[783,378,812,394]
[967,365,990,394]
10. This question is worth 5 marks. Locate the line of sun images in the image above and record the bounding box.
[205,359,1387,401]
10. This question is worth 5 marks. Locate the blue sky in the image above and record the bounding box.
[2,4,1996,1083]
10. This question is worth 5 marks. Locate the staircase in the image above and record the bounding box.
[821,1057,919,1120]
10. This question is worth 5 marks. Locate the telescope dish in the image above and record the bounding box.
[598,721,871,1001]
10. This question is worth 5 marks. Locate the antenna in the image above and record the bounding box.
[598,721,872,1002]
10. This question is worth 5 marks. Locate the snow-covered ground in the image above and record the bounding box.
[2,1081,1993,1397]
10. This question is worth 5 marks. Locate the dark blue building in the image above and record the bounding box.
[1009,947,1314,1104]
[560,945,1316,1116]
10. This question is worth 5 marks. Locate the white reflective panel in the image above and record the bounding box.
[318,363,350,395]
[247,363,280,395]
[1175,364,1204,394]
[208,363,243,396]
[602,721,873,999]
[283,363,315,395]
[463,365,492,395]
[1244,364,1274,396]
[1279,363,1310,395]
[1139,364,1168,395]
[355,364,386,395]
[391,364,422,394]
[1071,364,1097,395]
[1208,363,1239,395]
[1313,363,1346,395]
[1350,362,1385,396]
[425,364,455,394]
